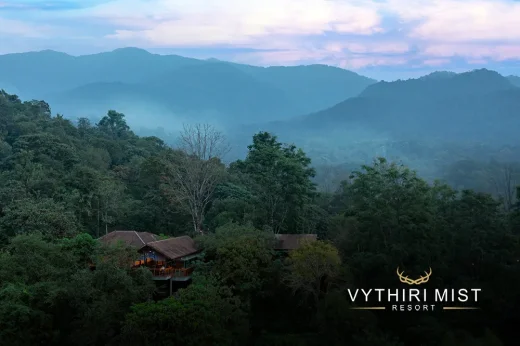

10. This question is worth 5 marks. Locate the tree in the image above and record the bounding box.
[97,110,131,139]
[0,197,80,239]
[232,132,316,233]
[162,124,229,235]
[0,233,155,346]
[96,176,127,236]
[76,117,92,138]
[197,223,274,298]
[336,157,438,287]
[284,240,341,307]
[120,275,247,346]
[65,240,155,345]
[177,123,230,161]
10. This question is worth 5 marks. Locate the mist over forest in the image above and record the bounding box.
[2,47,519,199]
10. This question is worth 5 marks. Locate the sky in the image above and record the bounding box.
[1,0,520,80]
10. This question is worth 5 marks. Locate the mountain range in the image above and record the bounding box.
[250,68,520,169]
[275,69,520,142]
[1,48,520,174]
[0,48,375,125]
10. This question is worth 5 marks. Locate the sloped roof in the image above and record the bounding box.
[274,234,317,251]
[143,236,200,260]
[98,230,158,249]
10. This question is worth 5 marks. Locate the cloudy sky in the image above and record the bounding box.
[1,0,520,80]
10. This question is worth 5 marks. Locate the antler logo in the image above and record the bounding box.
[396,267,432,285]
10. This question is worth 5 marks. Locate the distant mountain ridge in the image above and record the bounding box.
[359,69,514,101]
[265,68,520,147]
[419,71,457,80]
[0,47,376,124]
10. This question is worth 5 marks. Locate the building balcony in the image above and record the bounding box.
[134,266,194,281]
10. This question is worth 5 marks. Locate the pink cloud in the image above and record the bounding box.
[96,0,520,64]
[96,0,383,46]
[385,0,520,42]
[232,40,412,68]
[0,18,56,37]
[422,43,520,61]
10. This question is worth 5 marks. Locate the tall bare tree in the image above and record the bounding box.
[178,123,231,161]
[162,124,230,235]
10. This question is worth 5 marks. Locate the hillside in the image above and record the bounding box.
[45,63,299,124]
[0,48,376,124]
[418,71,457,80]
[0,48,204,98]
[360,69,514,100]
[246,69,520,178]
[278,69,519,142]
[235,64,375,113]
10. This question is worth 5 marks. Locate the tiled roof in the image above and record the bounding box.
[274,234,317,250]
[98,230,159,249]
[143,236,200,260]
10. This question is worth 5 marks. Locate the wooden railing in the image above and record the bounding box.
[134,259,165,267]
[147,267,194,277]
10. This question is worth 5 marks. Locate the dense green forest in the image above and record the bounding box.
[1,90,519,346]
